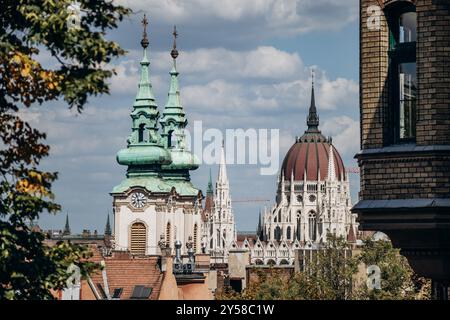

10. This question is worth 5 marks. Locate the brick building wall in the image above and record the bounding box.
[416,0,450,145]
[358,0,450,201]
[355,0,450,285]
[360,0,389,150]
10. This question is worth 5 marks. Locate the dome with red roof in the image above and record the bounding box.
[280,82,346,182]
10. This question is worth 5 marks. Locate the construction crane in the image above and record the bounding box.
[232,198,271,204]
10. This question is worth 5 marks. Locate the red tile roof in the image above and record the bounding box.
[88,247,163,300]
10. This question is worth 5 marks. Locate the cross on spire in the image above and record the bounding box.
[141,14,149,49]
[171,25,179,60]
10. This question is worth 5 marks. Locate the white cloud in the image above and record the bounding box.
[116,0,358,37]
[151,46,303,81]
[30,4,360,231]
[108,46,357,118]
[322,116,360,157]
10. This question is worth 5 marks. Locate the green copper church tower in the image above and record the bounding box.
[160,26,200,186]
[111,17,203,256]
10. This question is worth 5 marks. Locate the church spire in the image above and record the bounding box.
[105,214,112,236]
[217,142,228,185]
[135,14,157,107]
[257,211,263,239]
[166,25,182,111]
[207,168,214,196]
[306,69,320,132]
[160,26,199,179]
[116,15,171,174]
[63,214,71,236]
[160,25,187,150]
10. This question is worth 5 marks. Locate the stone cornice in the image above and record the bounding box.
[355,144,450,160]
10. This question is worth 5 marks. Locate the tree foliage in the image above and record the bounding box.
[355,239,431,300]
[0,0,131,299]
[220,235,431,300]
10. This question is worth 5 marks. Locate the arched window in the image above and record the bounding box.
[130,222,146,256]
[274,226,281,241]
[296,212,301,240]
[166,222,171,248]
[193,224,198,252]
[278,211,281,223]
[138,123,146,143]
[287,226,291,240]
[387,2,417,142]
[210,238,213,249]
[308,212,317,241]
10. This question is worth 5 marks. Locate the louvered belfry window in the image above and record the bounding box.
[130,222,146,255]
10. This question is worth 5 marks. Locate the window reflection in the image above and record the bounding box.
[399,12,417,43]
[399,63,417,139]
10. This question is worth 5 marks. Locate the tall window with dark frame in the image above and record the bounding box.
[387,3,417,143]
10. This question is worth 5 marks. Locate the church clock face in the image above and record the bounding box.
[131,192,147,209]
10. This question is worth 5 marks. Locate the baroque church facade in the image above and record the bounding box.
[111,20,203,256]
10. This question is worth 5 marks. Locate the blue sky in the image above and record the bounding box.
[33,0,360,233]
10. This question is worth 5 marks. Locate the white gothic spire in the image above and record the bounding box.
[217,142,228,185]
[327,144,336,181]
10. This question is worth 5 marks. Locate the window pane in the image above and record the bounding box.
[399,12,417,43]
[399,63,417,139]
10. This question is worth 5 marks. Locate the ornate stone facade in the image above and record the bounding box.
[202,144,237,263]
[251,81,358,264]
[206,81,358,266]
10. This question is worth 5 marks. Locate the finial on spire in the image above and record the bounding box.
[141,14,149,49]
[306,67,319,132]
[171,25,179,60]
